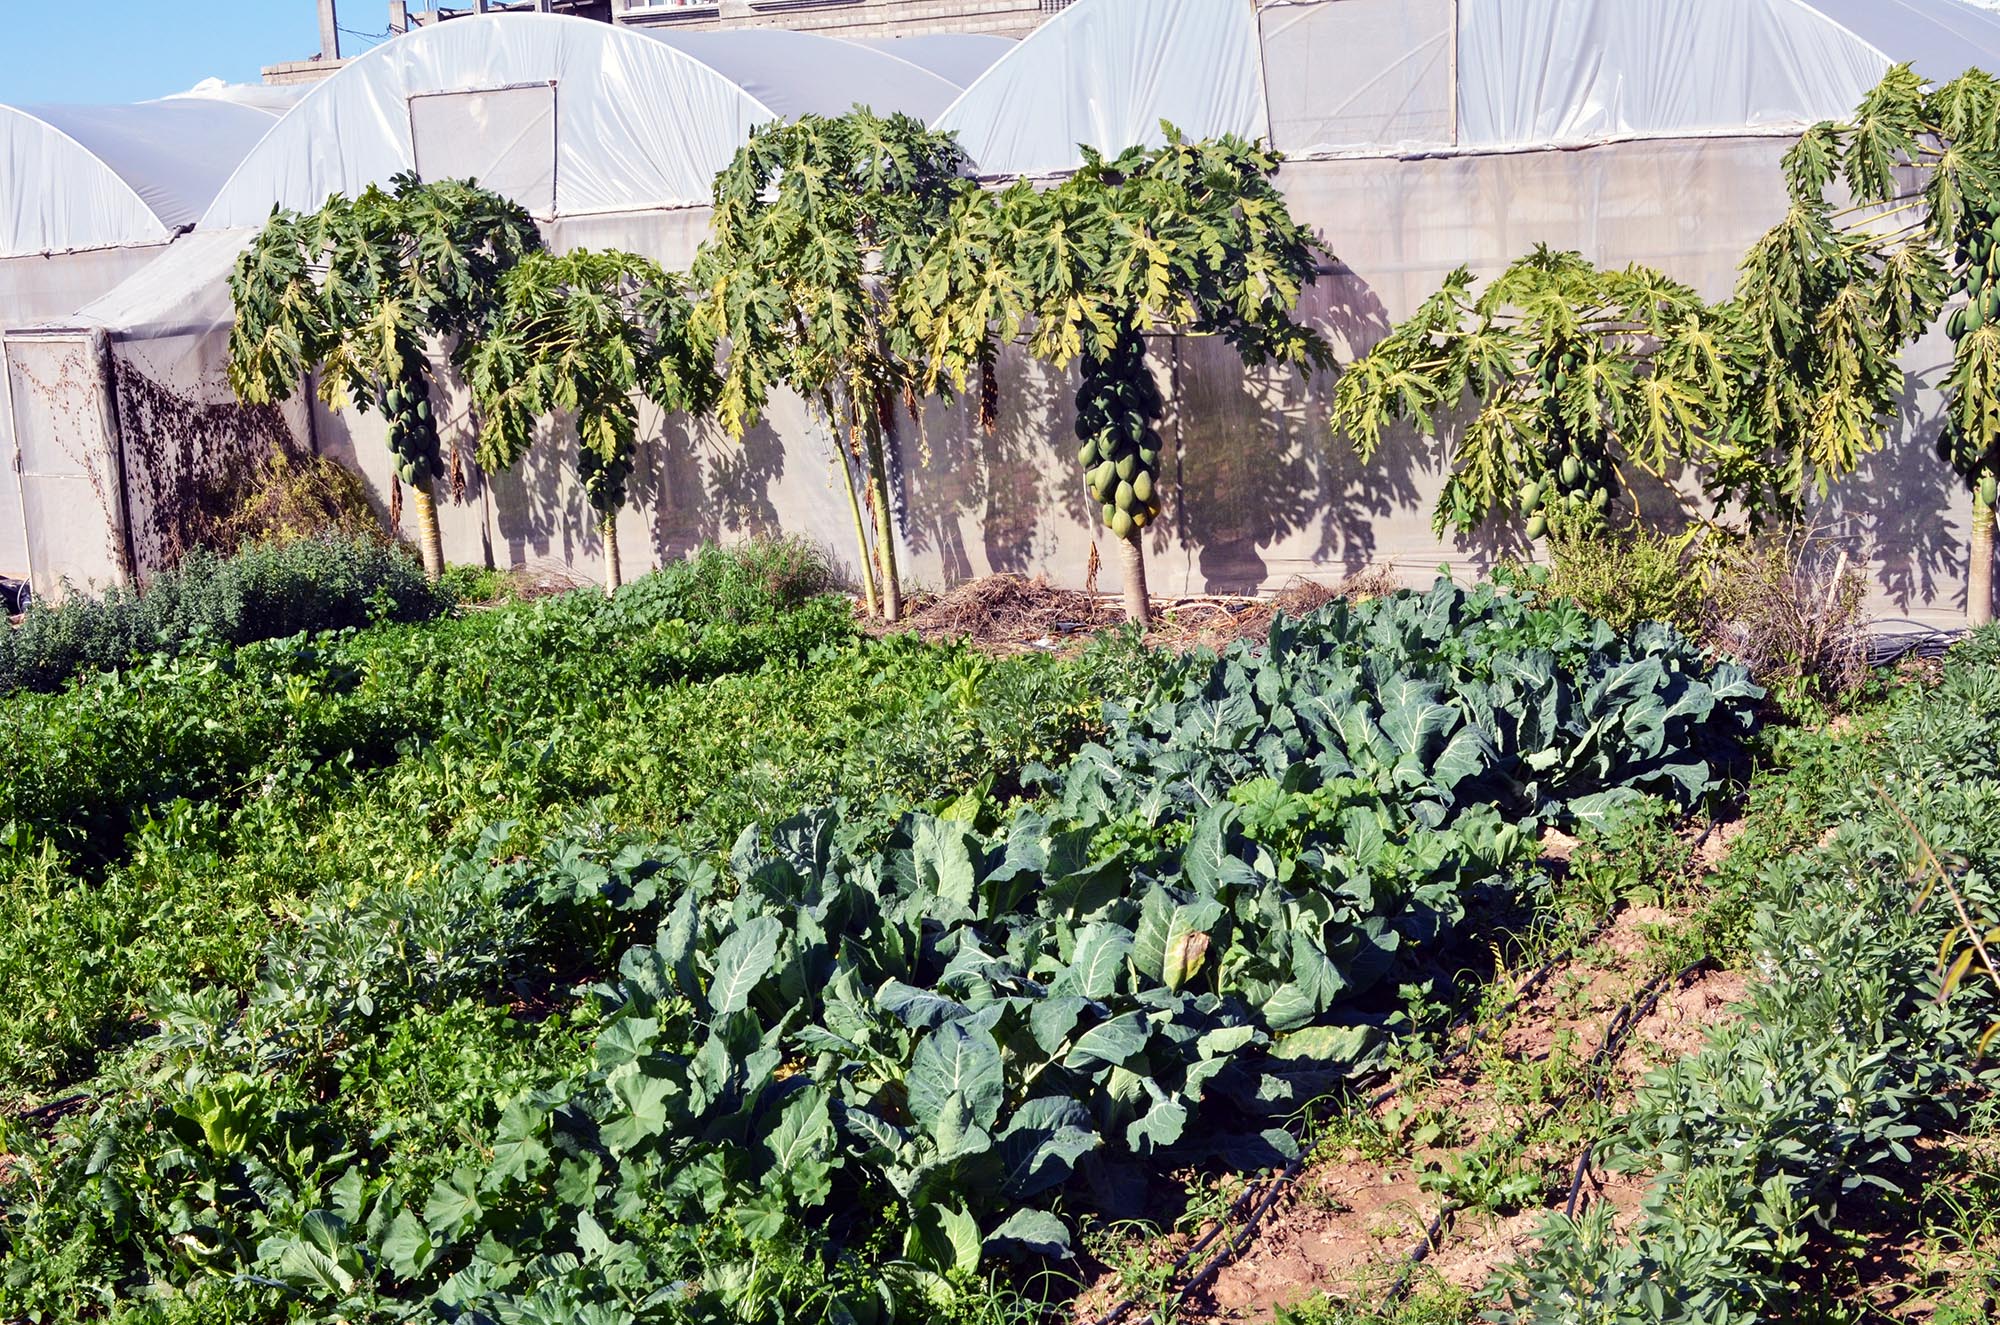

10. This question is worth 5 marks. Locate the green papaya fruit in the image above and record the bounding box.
[1559,455,1582,487]
[1982,473,1998,507]
[1139,447,1160,468]
[1092,460,1116,493]
[1077,441,1096,467]
[1116,480,1136,512]
[1116,454,1139,482]
[1525,512,1548,541]
[1111,509,1134,539]
[1518,480,1543,516]
[1951,307,1970,339]
[1133,471,1154,504]
[1974,299,1990,332]
[1103,502,1117,525]
[1591,486,1610,511]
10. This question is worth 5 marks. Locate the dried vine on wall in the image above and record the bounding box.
[113,354,301,575]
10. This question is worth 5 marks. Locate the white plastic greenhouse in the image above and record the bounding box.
[2,17,1016,597]
[9,0,2000,625]
[0,90,292,595]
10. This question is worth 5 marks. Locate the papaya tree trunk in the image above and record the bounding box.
[1116,533,1151,627]
[864,412,902,623]
[1973,478,1996,628]
[822,393,879,618]
[603,511,623,598]
[411,478,444,583]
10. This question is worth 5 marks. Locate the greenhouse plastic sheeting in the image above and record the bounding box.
[1260,0,1455,157]
[201,14,972,227]
[844,34,1018,90]
[0,98,279,258]
[1795,0,2000,85]
[4,333,128,596]
[935,0,1265,178]
[1458,0,1897,148]
[61,229,312,579]
[410,84,558,219]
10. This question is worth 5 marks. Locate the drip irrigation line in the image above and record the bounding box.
[1563,955,1712,1220]
[1087,926,1598,1325]
[1380,1204,1455,1309]
[1865,620,1965,667]
[1374,954,1713,1316]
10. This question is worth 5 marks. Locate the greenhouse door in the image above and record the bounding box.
[3,330,130,599]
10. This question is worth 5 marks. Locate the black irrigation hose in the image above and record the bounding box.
[1562,956,1712,1220]
[1865,620,1966,668]
[1379,1203,1456,1311]
[1376,955,1714,1314]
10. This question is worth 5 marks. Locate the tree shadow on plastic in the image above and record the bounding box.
[488,414,597,575]
[628,407,789,572]
[893,350,1075,584]
[1812,358,1964,614]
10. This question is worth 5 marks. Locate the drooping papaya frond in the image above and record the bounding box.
[1333,247,1736,538]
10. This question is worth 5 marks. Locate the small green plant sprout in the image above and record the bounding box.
[469,248,716,595]
[911,128,1331,625]
[1333,245,1738,544]
[227,173,542,581]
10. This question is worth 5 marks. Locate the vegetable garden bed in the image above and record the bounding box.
[0,544,1992,1325]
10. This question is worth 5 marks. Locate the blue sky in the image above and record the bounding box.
[0,2,393,105]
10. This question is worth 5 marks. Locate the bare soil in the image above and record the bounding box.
[1093,897,1751,1324]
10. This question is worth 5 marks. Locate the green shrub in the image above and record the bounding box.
[203,448,384,557]
[1534,522,1709,638]
[0,535,448,695]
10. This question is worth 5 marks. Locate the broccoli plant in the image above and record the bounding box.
[468,249,715,596]
[227,173,541,581]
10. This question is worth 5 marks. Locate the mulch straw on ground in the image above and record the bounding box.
[878,567,1402,654]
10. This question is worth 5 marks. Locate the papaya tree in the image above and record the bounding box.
[468,249,715,595]
[910,129,1330,625]
[1331,246,1746,541]
[693,110,975,622]
[1755,65,2000,624]
[227,172,541,581]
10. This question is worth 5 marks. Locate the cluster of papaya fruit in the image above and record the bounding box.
[580,443,633,523]
[1941,205,2000,504]
[1075,329,1165,541]
[1948,210,2000,341]
[379,348,441,488]
[1519,347,1614,540]
[1516,449,1615,541]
